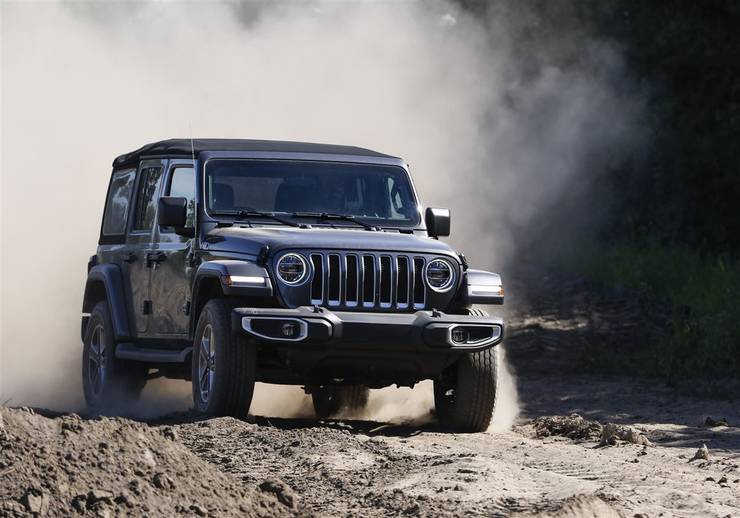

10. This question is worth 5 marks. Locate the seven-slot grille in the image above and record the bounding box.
[309,252,427,310]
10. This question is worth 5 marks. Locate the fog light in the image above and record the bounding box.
[451,327,469,344]
[282,322,298,337]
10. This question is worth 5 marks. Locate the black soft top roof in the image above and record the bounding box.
[113,138,397,168]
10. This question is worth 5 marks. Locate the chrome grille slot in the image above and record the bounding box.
[345,255,359,306]
[397,256,410,309]
[327,254,341,306]
[379,256,392,307]
[413,257,426,308]
[362,255,375,307]
[305,251,430,311]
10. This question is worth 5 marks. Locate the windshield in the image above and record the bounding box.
[205,159,420,227]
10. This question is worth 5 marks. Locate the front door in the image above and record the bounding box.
[124,159,166,336]
[149,160,196,337]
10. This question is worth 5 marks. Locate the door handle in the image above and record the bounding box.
[146,251,167,268]
[123,252,137,263]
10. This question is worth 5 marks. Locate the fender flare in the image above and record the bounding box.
[190,260,273,338]
[83,264,131,341]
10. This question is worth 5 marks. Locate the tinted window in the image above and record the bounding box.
[167,166,195,228]
[205,160,419,227]
[132,166,164,232]
[102,169,136,235]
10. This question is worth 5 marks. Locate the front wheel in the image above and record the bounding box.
[82,301,147,415]
[312,385,369,418]
[191,299,256,418]
[434,347,499,432]
[434,308,499,432]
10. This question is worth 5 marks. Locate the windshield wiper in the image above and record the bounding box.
[290,212,378,231]
[212,208,302,228]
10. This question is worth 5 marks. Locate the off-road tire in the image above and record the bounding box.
[82,301,147,415]
[312,385,369,418]
[434,307,499,432]
[192,299,256,418]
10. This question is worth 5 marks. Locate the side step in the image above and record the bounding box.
[115,343,192,363]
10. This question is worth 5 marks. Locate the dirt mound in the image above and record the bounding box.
[0,407,296,517]
[516,495,624,518]
[599,423,653,447]
[532,414,603,441]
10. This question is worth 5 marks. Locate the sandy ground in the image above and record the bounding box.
[161,373,738,518]
[3,372,736,517]
[1,270,738,516]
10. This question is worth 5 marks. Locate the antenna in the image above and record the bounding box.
[189,121,196,164]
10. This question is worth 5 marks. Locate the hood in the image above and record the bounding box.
[203,226,458,258]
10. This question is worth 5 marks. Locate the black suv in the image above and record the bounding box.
[82,139,505,432]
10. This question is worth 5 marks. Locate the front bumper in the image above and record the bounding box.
[232,306,504,352]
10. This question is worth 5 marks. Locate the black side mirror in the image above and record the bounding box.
[158,197,190,234]
[425,207,451,237]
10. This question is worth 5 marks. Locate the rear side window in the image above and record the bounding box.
[102,169,136,235]
[132,166,165,232]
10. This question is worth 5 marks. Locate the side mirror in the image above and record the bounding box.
[425,207,450,237]
[158,197,190,235]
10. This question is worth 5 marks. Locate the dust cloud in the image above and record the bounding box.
[1,1,640,425]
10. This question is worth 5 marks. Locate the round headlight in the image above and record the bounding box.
[425,258,455,292]
[276,253,308,285]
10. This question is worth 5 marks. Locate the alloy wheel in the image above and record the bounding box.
[198,324,216,403]
[88,324,106,397]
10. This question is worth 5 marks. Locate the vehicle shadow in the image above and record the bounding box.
[515,373,740,453]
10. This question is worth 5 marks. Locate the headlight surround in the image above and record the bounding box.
[425,258,456,292]
[276,253,308,285]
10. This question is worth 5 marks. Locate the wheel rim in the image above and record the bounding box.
[198,324,216,403]
[88,324,106,397]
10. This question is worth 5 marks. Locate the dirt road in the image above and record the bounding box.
[1,271,739,517]
[160,372,737,518]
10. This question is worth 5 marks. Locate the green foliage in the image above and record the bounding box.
[571,239,740,383]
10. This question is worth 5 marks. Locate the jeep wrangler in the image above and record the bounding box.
[81,139,505,432]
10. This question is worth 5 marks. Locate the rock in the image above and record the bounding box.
[703,417,729,427]
[140,448,157,468]
[190,504,207,516]
[61,417,83,434]
[128,479,143,496]
[91,506,111,518]
[690,444,709,462]
[599,423,653,447]
[21,489,49,515]
[259,478,297,509]
[160,427,178,441]
[71,495,88,513]
[404,503,420,515]
[153,473,175,490]
[87,489,114,505]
